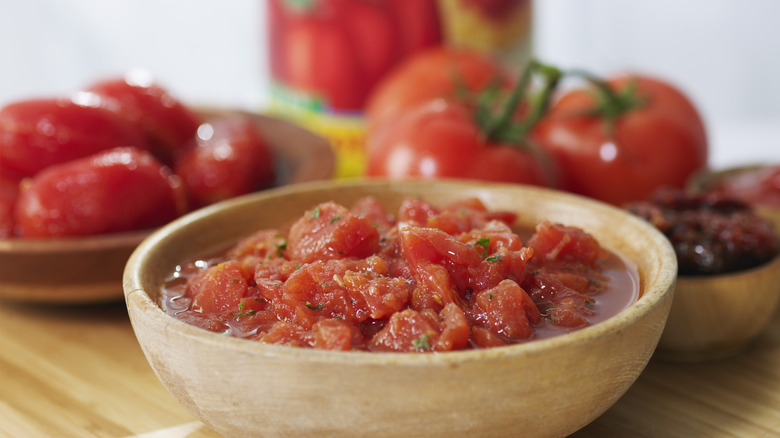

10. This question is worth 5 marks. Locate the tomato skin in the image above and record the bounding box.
[0,97,150,177]
[0,172,21,238]
[533,75,708,205]
[174,117,275,209]
[86,74,202,164]
[15,147,184,238]
[365,46,510,132]
[366,101,553,186]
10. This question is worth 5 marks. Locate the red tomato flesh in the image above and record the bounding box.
[162,197,639,351]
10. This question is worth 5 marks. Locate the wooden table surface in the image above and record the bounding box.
[1,295,779,438]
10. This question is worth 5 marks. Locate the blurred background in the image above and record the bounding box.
[1,0,777,169]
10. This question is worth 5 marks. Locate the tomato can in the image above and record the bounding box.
[266,0,532,178]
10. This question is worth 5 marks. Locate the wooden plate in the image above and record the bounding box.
[0,109,334,304]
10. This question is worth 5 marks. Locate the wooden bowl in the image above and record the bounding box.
[123,179,677,438]
[688,164,780,231]
[0,109,334,304]
[655,253,780,362]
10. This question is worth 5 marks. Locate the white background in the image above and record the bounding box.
[1,0,778,169]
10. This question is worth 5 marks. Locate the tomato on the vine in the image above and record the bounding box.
[365,46,511,133]
[366,100,554,186]
[366,60,561,187]
[532,74,708,205]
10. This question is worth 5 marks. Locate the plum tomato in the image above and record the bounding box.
[0,171,21,238]
[173,116,276,209]
[85,72,202,164]
[365,46,511,133]
[0,96,150,177]
[15,147,185,238]
[366,100,555,186]
[533,74,708,205]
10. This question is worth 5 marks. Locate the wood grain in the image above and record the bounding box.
[0,298,779,437]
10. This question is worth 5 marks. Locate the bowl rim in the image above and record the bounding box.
[124,179,678,366]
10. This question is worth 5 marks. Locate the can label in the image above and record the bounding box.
[267,0,532,178]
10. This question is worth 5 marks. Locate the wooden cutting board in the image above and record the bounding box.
[1,298,778,437]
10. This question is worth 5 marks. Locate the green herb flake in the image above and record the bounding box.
[306,301,324,310]
[234,310,257,319]
[585,300,593,309]
[310,207,321,220]
[412,335,431,351]
[330,214,342,224]
[488,294,494,300]
[474,237,490,251]
[486,255,502,262]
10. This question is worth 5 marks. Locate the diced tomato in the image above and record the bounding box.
[228,229,289,260]
[351,196,395,233]
[258,320,313,347]
[189,261,250,314]
[161,196,631,352]
[313,318,365,351]
[526,221,606,266]
[287,202,380,263]
[398,197,440,225]
[470,280,540,341]
[434,303,470,351]
[369,309,439,352]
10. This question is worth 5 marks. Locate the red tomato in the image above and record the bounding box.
[533,74,708,205]
[174,117,275,209]
[366,101,555,186]
[0,97,149,177]
[86,73,202,164]
[365,46,510,132]
[275,0,400,111]
[15,147,184,238]
[0,171,20,238]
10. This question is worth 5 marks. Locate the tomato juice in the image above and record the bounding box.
[161,196,639,352]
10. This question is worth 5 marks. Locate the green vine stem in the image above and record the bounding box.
[482,60,563,146]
